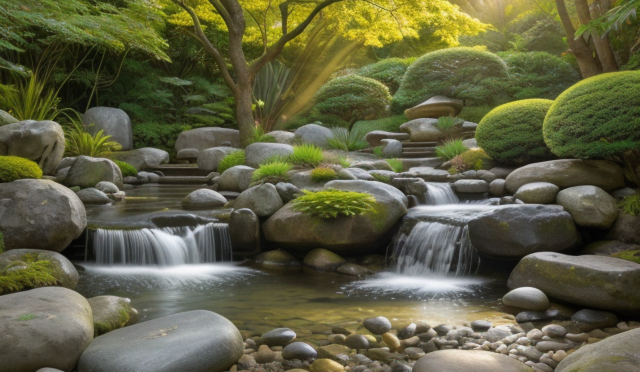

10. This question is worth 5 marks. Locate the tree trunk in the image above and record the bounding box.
[555,0,602,78]
[235,82,255,146]
[574,0,618,72]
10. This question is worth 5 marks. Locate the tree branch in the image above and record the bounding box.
[246,9,268,52]
[206,0,236,33]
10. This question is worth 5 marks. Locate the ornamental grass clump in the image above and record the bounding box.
[289,144,324,168]
[218,150,245,173]
[113,160,137,177]
[435,116,464,140]
[435,139,468,161]
[291,189,377,219]
[310,166,338,183]
[327,127,368,151]
[251,161,292,185]
[0,156,43,183]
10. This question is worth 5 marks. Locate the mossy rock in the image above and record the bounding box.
[543,71,640,159]
[0,156,43,183]
[476,99,555,164]
[556,328,640,372]
[87,295,138,336]
[0,249,79,295]
[611,249,640,264]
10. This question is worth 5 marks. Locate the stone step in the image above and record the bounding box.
[400,152,436,159]
[148,164,209,177]
[158,176,211,185]
[402,141,438,147]
[402,147,436,153]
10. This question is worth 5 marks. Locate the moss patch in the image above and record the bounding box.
[18,313,36,321]
[611,250,640,264]
[0,253,63,295]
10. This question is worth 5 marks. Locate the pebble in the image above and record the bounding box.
[262,328,297,346]
[363,317,392,335]
[345,334,370,350]
[526,329,543,340]
[397,323,416,339]
[328,334,347,344]
[542,324,567,338]
[471,320,492,332]
[571,309,619,329]
[254,345,277,364]
[381,333,401,352]
[432,324,452,336]
[282,342,317,360]
[552,349,567,362]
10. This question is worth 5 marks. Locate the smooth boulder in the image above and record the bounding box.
[182,189,227,209]
[65,156,123,189]
[607,213,640,245]
[217,165,255,192]
[268,130,296,144]
[556,186,619,229]
[233,183,283,217]
[508,252,640,313]
[399,118,443,142]
[78,310,243,372]
[504,159,625,194]
[83,107,133,150]
[513,182,559,204]
[254,249,300,270]
[365,131,410,147]
[197,146,237,172]
[412,349,533,372]
[245,142,294,168]
[294,124,333,148]
[468,205,579,258]
[0,249,79,291]
[109,148,169,170]
[404,96,464,120]
[556,328,640,372]
[229,208,260,253]
[0,120,65,174]
[0,109,18,125]
[0,179,86,252]
[502,287,549,311]
[175,127,240,152]
[76,188,111,205]
[303,248,345,271]
[0,287,93,372]
[88,296,137,336]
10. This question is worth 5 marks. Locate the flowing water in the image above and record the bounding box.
[424,182,459,205]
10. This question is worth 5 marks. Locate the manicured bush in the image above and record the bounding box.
[310,166,338,183]
[543,71,640,159]
[113,160,137,177]
[289,144,324,168]
[435,139,468,161]
[218,150,245,173]
[460,148,492,169]
[314,75,391,123]
[499,52,580,100]
[477,99,555,164]
[392,47,508,113]
[0,156,43,183]
[251,161,292,185]
[291,189,377,219]
[386,158,403,173]
[357,58,413,94]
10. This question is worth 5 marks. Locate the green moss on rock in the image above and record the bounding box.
[0,156,43,183]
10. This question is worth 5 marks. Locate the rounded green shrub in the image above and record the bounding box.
[218,150,245,173]
[357,58,413,94]
[543,71,640,159]
[113,160,137,177]
[0,156,43,183]
[476,99,555,164]
[314,75,391,123]
[392,47,508,113]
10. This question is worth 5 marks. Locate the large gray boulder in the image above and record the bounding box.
[234,183,283,217]
[0,249,79,291]
[217,165,255,192]
[109,148,169,170]
[294,124,333,148]
[77,310,243,372]
[381,139,402,158]
[197,146,237,172]
[268,130,296,144]
[412,349,533,372]
[263,180,407,253]
[513,182,559,204]
[175,127,240,152]
[65,156,123,189]
[404,95,464,120]
[0,109,18,125]
[0,120,65,174]
[0,179,86,252]
[508,252,640,313]
[76,188,111,205]
[556,186,619,229]
[83,107,133,150]
[229,208,260,253]
[556,328,640,372]
[504,159,625,194]
[399,118,443,142]
[607,213,640,244]
[468,205,579,258]
[88,296,137,336]
[0,287,94,372]
[245,142,294,168]
[182,189,227,210]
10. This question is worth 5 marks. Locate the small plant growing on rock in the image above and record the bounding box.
[619,194,640,216]
[251,161,292,185]
[327,127,368,151]
[435,116,464,140]
[310,166,338,183]
[218,150,245,173]
[289,144,324,168]
[0,156,43,183]
[291,189,377,219]
[386,159,403,173]
[435,139,468,161]
[245,126,276,146]
[448,156,469,174]
[372,146,384,158]
[64,119,122,157]
[371,173,391,183]
[113,160,137,177]
[0,253,61,295]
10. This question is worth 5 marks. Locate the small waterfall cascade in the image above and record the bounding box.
[424,183,459,205]
[93,223,232,265]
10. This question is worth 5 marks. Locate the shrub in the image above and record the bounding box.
[251,161,292,185]
[357,58,413,94]
[327,127,368,151]
[448,156,469,174]
[0,253,60,295]
[499,52,580,100]
[132,122,192,156]
[65,120,122,157]
[0,156,43,183]
[351,114,408,134]
[435,139,468,161]
[114,160,137,177]
[392,47,508,113]
[218,150,245,173]
[310,166,338,183]
[619,194,640,216]
[460,148,492,170]
[477,99,555,164]
[314,75,391,124]
[289,144,324,168]
[291,189,377,219]
[386,158,403,173]
[543,71,640,159]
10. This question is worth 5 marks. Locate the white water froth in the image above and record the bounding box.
[424,183,459,205]
[353,272,486,294]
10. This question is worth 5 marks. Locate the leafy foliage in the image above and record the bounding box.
[392,47,509,113]
[0,76,67,121]
[372,146,384,158]
[310,166,338,182]
[327,127,368,151]
[114,160,137,177]
[0,156,43,183]
[352,114,408,134]
[543,72,640,159]
[131,122,192,157]
[218,150,246,173]
[291,189,377,219]
[386,159,404,173]
[289,144,324,168]
[435,139,468,161]
[251,161,292,185]
[356,58,413,94]
[619,193,640,216]
[64,120,122,157]
[252,61,292,131]
[314,75,391,124]
[477,99,555,164]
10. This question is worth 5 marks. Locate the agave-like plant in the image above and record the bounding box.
[64,119,122,157]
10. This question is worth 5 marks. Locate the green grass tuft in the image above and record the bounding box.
[310,166,338,183]
[291,188,377,219]
[218,150,245,173]
[435,139,468,161]
[251,161,292,185]
[386,158,403,173]
[289,144,324,168]
[619,194,640,216]
[18,313,36,321]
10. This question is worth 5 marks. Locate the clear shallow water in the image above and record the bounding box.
[76,263,510,333]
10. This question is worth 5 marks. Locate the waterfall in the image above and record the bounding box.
[425,183,458,205]
[93,223,232,265]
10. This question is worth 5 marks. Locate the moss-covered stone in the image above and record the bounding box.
[611,249,640,264]
[0,249,79,295]
[87,295,138,336]
[0,156,43,183]
[556,328,640,372]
